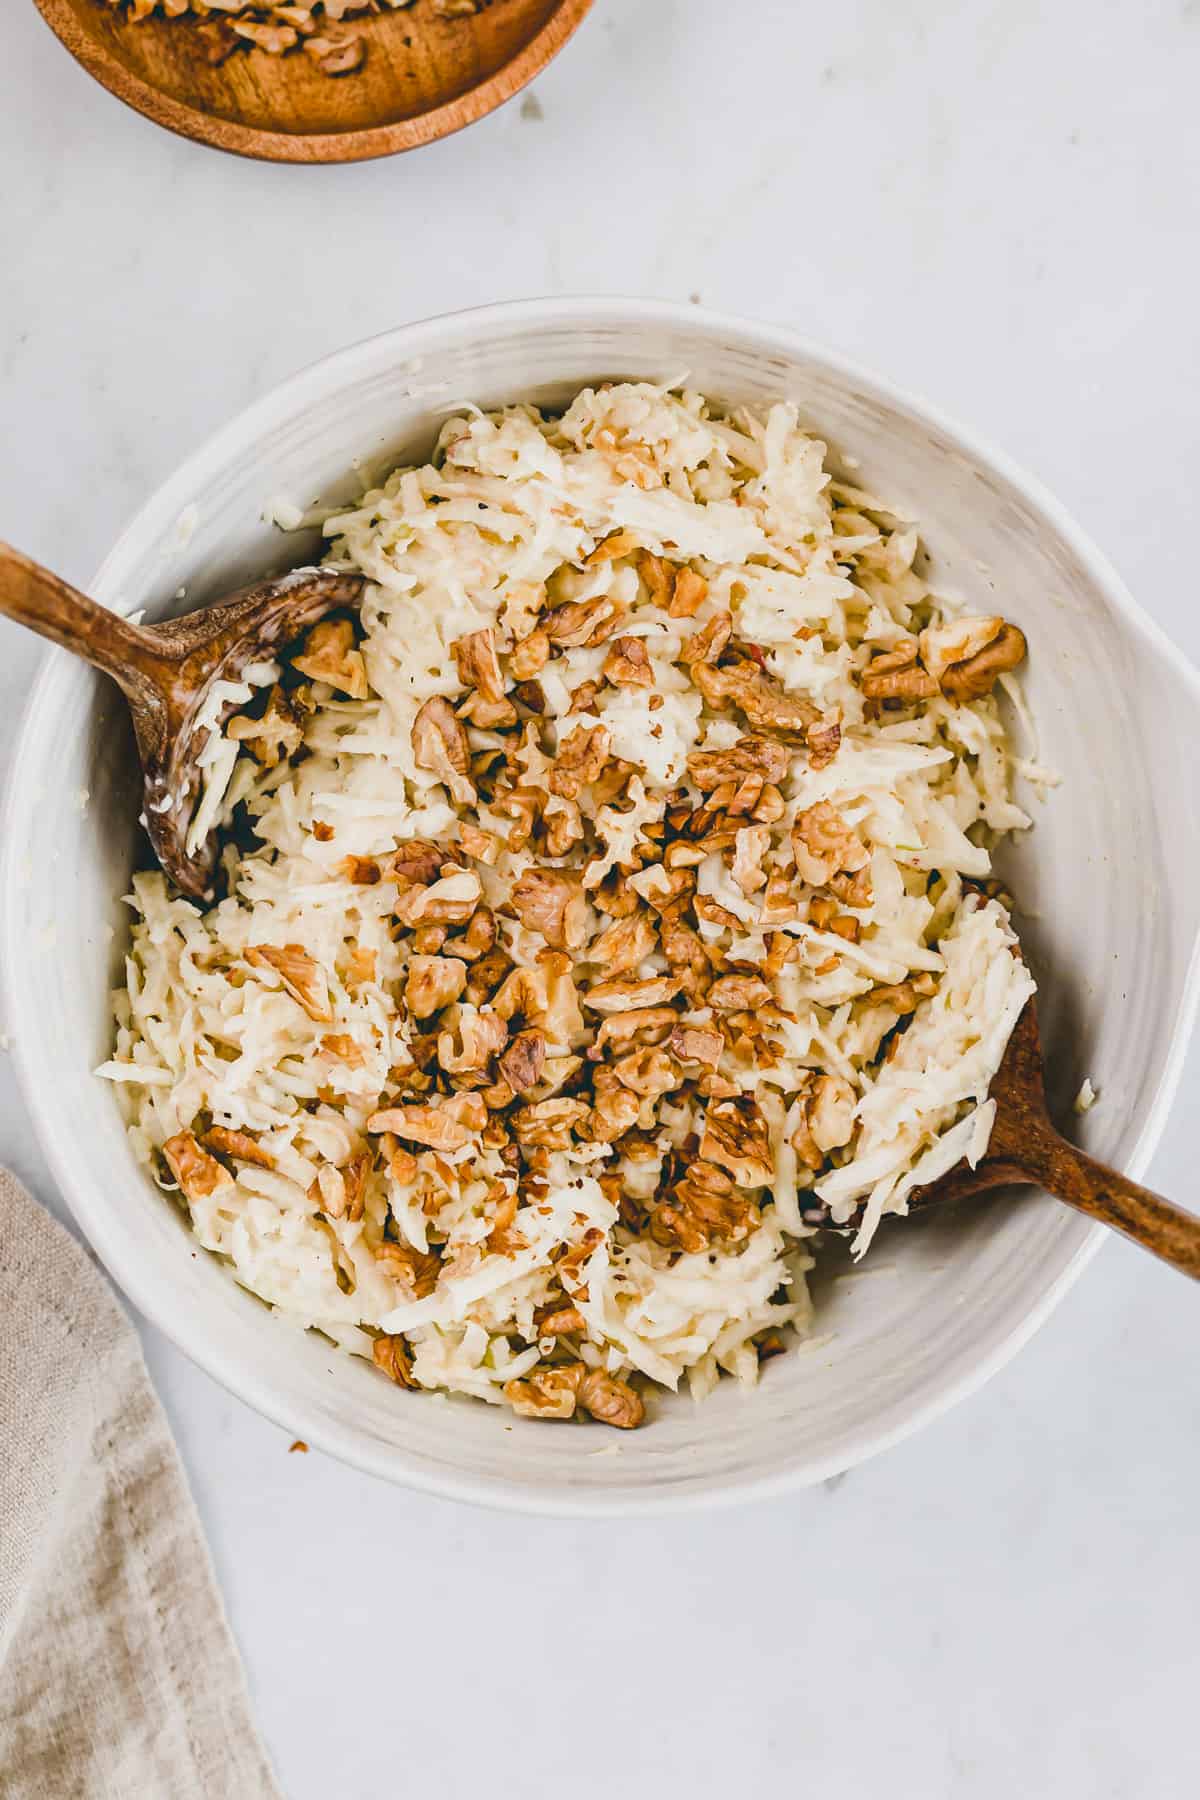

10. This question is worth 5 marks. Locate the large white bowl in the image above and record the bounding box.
[5,299,1199,1514]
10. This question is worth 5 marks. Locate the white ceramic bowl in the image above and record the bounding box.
[5,299,1199,1514]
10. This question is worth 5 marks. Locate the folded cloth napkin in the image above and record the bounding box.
[0,1169,281,1799]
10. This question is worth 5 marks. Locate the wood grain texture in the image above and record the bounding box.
[31,0,593,162]
[0,539,364,895]
[907,998,1200,1282]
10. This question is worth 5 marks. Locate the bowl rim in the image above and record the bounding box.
[32,0,593,166]
[5,297,1200,1515]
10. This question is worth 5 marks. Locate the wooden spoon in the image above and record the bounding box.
[0,542,363,899]
[827,998,1200,1279]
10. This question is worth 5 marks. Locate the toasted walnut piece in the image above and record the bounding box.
[585,529,639,567]
[867,973,937,1014]
[601,634,653,689]
[731,825,770,896]
[226,684,303,769]
[339,855,381,885]
[345,946,376,987]
[163,1131,231,1202]
[669,567,709,619]
[504,1361,585,1421]
[498,1028,546,1094]
[373,1334,417,1389]
[394,865,483,928]
[669,1025,724,1067]
[245,944,333,1022]
[828,914,860,943]
[437,1003,508,1076]
[792,1072,858,1169]
[534,1301,586,1338]
[375,1241,441,1300]
[860,638,939,701]
[543,794,584,858]
[204,1126,274,1170]
[659,911,715,997]
[451,626,505,702]
[679,610,733,666]
[589,1071,643,1140]
[510,867,589,951]
[292,618,368,699]
[367,1094,485,1151]
[939,622,1027,701]
[303,31,366,73]
[692,659,817,736]
[584,974,682,1014]
[321,1033,365,1067]
[545,593,624,648]
[708,973,772,1012]
[577,1369,645,1429]
[411,697,475,805]
[791,800,871,886]
[548,722,611,799]
[652,1160,759,1253]
[457,822,502,866]
[699,1099,774,1186]
[412,925,448,955]
[405,955,468,1020]
[635,551,672,608]
[611,1046,682,1098]
[830,866,874,908]
[508,628,550,679]
[919,615,1004,685]
[806,717,842,769]
[312,819,335,842]
[232,18,299,52]
[387,839,448,887]
[512,1098,590,1149]
[588,908,656,979]
[593,1006,680,1053]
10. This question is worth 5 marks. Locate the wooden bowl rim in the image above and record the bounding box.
[32,0,593,163]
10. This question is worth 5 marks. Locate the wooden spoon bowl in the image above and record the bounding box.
[33,0,592,163]
[0,541,362,898]
[817,998,1200,1281]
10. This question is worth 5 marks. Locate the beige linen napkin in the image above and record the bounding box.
[0,1168,282,1799]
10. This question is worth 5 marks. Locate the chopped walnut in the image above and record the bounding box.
[504,1362,584,1420]
[244,943,333,1022]
[204,1126,275,1170]
[394,865,482,928]
[405,955,468,1019]
[375,1241,441,1300]
[867,974,938,1014]
[806,717,842,769]
[671,567,710,618]
[860,638,938,701]
[668,1024,724,1067]
[292,619,368,699]
[707,973,772,1011]
[679,611,733,666]
[497,1028,546,1094]
[699,1099,774,1186]
[534,1301,586,1338]
[937,620,1027,700]
[792,1072,858,1169]
[584,974,682,1014]
[508,628,550,678]
[437,1004,507,1076]
[457,822,502,866]
[339,854,380,885]
[510,867,589,951]
[577,1369,645,1429]
[163,1131,231,1202]
[452,627,505,700]
[603,634,654,688]
[367,1094,485,1151]
[226,684,303,768]
[693,659,817,736]
[791,801,871,887]
[652,1160,759,1253]
[511,1098,590,1149]
[373,1334,416,1389]
[548,723,612,799]
[687,734,788,790]
[411,697,475,806]
[545,594,624,648]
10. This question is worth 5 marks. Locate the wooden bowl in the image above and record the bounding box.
[32,0,593,163]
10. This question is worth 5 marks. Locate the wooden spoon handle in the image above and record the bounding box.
[1026,1134,1200,1280]
[0,541,170,697]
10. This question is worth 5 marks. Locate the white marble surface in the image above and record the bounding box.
[4,1,1200,1793]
